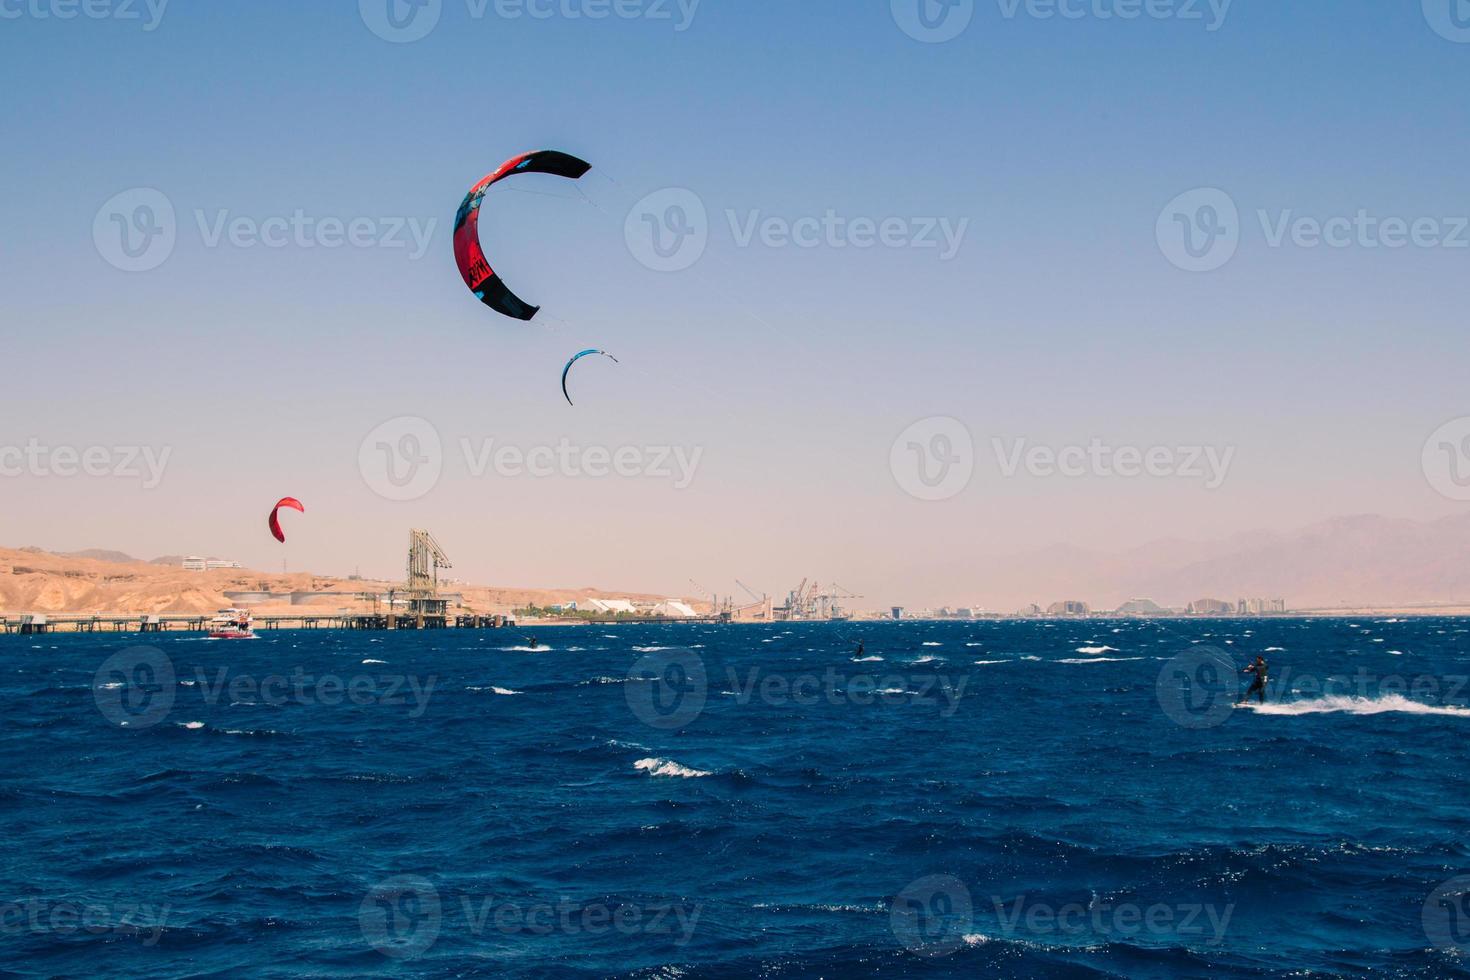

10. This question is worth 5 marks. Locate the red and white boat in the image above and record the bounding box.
[207,608,255,640]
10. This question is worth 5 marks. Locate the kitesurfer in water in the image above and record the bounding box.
[528,636,540,650]
[855,639,865,658]
[1239,655,1268,704]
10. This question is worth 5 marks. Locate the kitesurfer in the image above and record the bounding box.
[1239,654,1268,704]
[528,636,540,650]
[855,640,865,658]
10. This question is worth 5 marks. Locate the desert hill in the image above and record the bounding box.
[0,547,696,617]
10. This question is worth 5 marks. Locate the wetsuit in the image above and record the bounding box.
[1241,658,1268,703]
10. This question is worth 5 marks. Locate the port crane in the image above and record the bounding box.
[688,578,732,617]
[730,579,773,622]
[776,580,864,621]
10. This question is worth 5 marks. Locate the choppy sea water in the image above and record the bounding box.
[4,618,1470,977]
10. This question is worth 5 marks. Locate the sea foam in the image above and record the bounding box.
[1242,695,1470,717]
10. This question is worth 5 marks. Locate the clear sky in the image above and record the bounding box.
[2,0,1468,606]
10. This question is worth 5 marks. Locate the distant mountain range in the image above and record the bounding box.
[970,514,1470,611]
[18,513,1470,614]
[55,550,214,568]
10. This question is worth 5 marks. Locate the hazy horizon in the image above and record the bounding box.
[4,1,1469,608]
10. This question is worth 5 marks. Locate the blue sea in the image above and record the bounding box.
[4,618,1470,977]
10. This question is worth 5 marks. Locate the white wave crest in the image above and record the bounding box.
[1075,645,1118,654]
[1058,656,1145,664]
[634,757,711,779]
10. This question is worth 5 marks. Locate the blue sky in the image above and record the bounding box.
[1,0,1468,605]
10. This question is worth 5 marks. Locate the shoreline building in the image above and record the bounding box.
[182,556,243,572]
